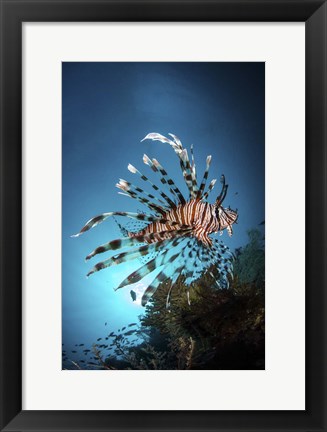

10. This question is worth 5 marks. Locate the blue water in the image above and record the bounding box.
[62,62,265,363]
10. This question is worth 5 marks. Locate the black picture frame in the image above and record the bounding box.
[0,1,326,431]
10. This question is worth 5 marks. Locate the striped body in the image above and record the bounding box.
[72,133,238,306]
[130,200,236,248]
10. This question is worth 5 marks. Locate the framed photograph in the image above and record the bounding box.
[0,1,326,431]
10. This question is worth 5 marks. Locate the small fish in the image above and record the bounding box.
[122,326,126,331]
[71,360,81,369]
[105,322,107,326]
[128,323,137,327]
[71,350,77,353]
[259,220,265,225]
[130,290,137,302]
[124,330,136,336]
[79,343,84,346]
[97,338,102,341]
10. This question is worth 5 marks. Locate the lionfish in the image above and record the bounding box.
[72,133,238,307]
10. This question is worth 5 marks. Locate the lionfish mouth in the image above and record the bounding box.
[72,133,238,307]
[229,210,238,224]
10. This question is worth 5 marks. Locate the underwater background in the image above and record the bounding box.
[62,62,265,370]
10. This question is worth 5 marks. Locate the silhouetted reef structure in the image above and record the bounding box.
[63,228,265,370]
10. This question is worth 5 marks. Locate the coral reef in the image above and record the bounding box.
[63,229,265,370]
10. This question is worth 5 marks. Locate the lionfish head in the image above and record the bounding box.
[225,207,238,225]
[215,205,238,229]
